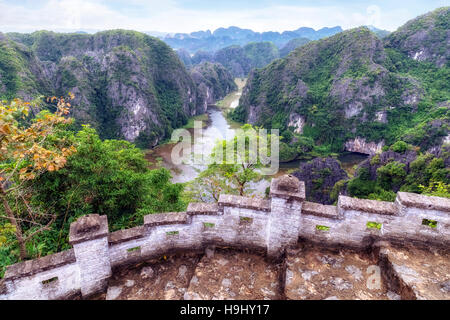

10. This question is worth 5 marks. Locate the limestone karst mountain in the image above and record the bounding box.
[179,42,281,78]
[163,25,343,53]
[190,62,237,108]
[0,30,221,147]
[279,38,311,57]
[384,6,449,67]
[234,7,449,155]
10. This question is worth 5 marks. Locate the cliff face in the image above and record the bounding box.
[190,62,237,111]
[344,137,385,155]
[1,30,208,147]
[236,9,449,152]
[239,27,419,131]
[384,7,449,68]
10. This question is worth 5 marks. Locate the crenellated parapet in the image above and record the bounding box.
[1,175,449,300]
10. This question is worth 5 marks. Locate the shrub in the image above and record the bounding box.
[390,141,410,153]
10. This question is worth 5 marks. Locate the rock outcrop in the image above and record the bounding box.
[384,7,450,68]
[345,137,384,155]
[292,158,349,204]
[187,42,281,78]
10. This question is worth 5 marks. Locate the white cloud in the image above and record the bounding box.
[0,0,432,33]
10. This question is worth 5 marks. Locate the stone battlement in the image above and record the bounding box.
[0,175,449,300]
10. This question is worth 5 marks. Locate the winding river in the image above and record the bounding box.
[146,79,368,194]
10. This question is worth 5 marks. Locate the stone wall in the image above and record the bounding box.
[0,175,448,300]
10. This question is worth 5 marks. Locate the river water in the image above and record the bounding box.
[146,81,368,194]
[146,107,237,183]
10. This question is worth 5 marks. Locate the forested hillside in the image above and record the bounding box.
[1,30,209,147]
[234,7,449,159]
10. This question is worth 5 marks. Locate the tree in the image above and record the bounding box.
[0,96,76,259]
[185,166,237,202]
[188,124,276,200]
[376,161,407,192]
[32,126,187,232]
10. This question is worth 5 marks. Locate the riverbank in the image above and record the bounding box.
[145,77,368,192]
[145,79,245,183]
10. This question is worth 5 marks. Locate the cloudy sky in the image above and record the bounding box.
[0,0,448,34]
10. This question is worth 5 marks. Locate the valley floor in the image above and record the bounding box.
[91,241,449,300]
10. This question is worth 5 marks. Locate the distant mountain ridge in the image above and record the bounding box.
[180,42,281,78]
[163,25,344,53]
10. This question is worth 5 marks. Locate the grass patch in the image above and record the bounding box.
[366,221,382,230]
[203,222,215,228]
[182,113,209,129]
[239,216,253,224]
[42,277,58,285]
[422,219,438,228]
[127,246,141,252]
[316,225,330,231]
[166,231,179,236]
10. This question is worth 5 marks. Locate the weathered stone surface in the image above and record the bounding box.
[140,266,154,279]
[285,243,390,300]
[106,286,122,300]
[339,196,398,215]
[184,249,281,300]
[302,201,339,219]
[277,175,300,192]
[93,253,202,300]
[344,137,384,155]
[108,226,145,245]
[86,241,450,301]
[379,244,450,300]
[270,176,306,201]
[144,212,189,227]
[397,192,450,213]
[218,194,270,212]
[69,214,109,245]
[4,249,76,280]
[187,202,220,215]
[2,175,450,300]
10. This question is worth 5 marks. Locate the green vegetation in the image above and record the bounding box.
[213,42,280,78]
[203,222,215,228]
[345,147,449,201]
[0,41,21,98]
[185,124,275,202]
[236,11,450,162]
[182,113,209,129]
[422,219,438,228]
[316,225,330,231]
[389,141,411,153]
[1,30,200,148]
[191,62,238,102]
[366,221,382,230]
[0,103,187,277]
